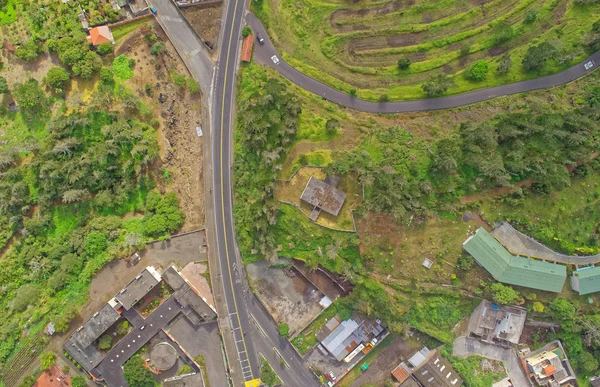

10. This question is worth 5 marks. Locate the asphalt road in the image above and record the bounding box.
[246,13,600,113]
[210,0,260,383]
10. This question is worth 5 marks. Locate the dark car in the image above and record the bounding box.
[256,33,265,45]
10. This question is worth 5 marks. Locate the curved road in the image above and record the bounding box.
[247,13,599,113]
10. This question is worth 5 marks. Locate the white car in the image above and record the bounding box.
[271,55,280,65]
[585,60,595,70]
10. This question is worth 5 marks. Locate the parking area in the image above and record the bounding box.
[247,260,326,336]
[141,230,207,264]
[165,315,226,387]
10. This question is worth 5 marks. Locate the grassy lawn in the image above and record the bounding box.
[252,0,600,101]
[112,17,152,42]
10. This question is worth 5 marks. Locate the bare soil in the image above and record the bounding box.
[182,3,222,60]
[117,20,206,230]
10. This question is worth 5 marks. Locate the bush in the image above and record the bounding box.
[45,67,71,89]
[489,283,519,305]
[379,94,389,102]
[0,76,8,94]
[522,42,557,72]
[172,73,186,87]
[151,41,164,56]
[397,58,411,70]
[422,74,456,97]
[187,77,200,94]
[326,118,340,133]
[278,323,289,337]
[456,254,474,271]
[465,60,489,81]
[532,301,545,313]
[98,335,112,350]
[112,55,135,80]
[525,10,538,23]
[97,42,113,55]
[492,22,514,46]
[116,320,130,335]
[497,54,513,74]
[242,25,252,37]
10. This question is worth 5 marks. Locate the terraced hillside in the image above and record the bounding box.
[252,0,600,100]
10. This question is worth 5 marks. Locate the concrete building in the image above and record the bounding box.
[522,341,577,387]
[467,300,526,346]
[463,228,567,293]
[300,176,346,221]
[571,266,600,295]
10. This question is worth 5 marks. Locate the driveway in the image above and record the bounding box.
[453,336,532,387]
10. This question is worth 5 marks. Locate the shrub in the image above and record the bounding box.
[98,335,112,350]
[397,58,411,70]
[326,118,340,133]
[379,94,389,102]
[0,76,8,94]
[422,74,456,97]
[112,55,135,80]
[525,10,538,23]
[349,87,357,96]
[151,41,164,56]
[45,67,71,89]
[497,54,513,74]
[459,45,470,57]
[242,26,252,37]
[97,42,113,55]
[187,77,200,94]
[172,73,186,87]
[522,42,557,72]
[489,283,519,305]
[532,302,545,313]
[465,60,489,81]
[456,254,474,271]
[492,22,514,46]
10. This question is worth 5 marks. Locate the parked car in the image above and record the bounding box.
[256,33,265,45]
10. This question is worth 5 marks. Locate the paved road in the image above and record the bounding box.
[152,0,214,94]
[210,0,261,383]
[454,336,532,387]
[246,13,600,113]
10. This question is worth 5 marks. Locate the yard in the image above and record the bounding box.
[252,0,600,101]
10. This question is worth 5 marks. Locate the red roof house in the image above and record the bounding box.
[34,365,71,387]
[240,34,254,62]
[87,26,114,46]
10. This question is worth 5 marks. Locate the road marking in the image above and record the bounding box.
[217,0,254,381]
[250,314,267,338]
[273,347,290,368]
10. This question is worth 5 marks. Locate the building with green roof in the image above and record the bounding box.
[463,228,567,293]
[571,266,600,295]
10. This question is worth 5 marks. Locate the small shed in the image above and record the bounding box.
[87,26,114,46]
[241,34,254,62]
[300,176,346,221]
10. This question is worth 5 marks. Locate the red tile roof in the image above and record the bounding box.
[241,34,254,62]
[87,26,113,45]
[34,365,71,387]
[392,363,411,383]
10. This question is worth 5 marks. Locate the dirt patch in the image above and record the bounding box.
[247,260,326,335]
[293,259,351,300]
[0,51,61,88]
[182,3,222,60]
[117,19,205,230]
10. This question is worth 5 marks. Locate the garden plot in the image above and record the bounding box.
[247,260,327,336]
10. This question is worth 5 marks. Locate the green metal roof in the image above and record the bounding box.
[572,266,600,295]
[463,228,566,293]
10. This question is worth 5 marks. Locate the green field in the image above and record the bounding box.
[252,0,600,101]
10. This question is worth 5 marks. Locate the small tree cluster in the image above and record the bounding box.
[422,74,456,97]
[143,190,185,237]
[465,60,489,81]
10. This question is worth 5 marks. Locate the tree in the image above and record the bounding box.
[0,76,8,94]
[13,78,47,111]
[40,352,56,370]
[497,54,513,74]
[456,254,474,271]
[98,335,112,350]
[397,58,411,70]
[489,283,520,305]
[150,42,164,56]
[492,21,514,46]
[97,42,113,55]
[522,42,557,72]
[116,320,130,336]
[100,68,114,83]
[579,351,599,373]
[45,67,71,89]
[465,60,489,81]
[123,354,156,387]
[11,284,40,311]
[15,40,41,61]
[379,94,389,102]
[586,19,600,52]
[422,74,456,97]
[242,25,252,37]
[278,323,289,337]
[532,302,545,313]
[550,298,576,321]
[71,376,87,387]
[525,10,538,23]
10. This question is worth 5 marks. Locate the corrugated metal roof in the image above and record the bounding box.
[321,319,359,358]
[463,228,566,293]
[572,266,600,295]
